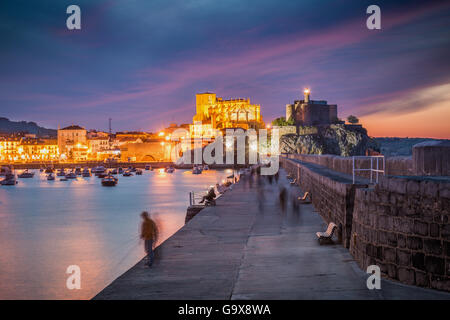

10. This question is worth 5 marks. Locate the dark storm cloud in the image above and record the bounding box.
[0,0,449,131]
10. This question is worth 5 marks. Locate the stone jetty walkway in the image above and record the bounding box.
[95,169,450,299]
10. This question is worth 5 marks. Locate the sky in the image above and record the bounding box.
[0,0,449,138]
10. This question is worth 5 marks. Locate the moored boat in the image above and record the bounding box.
[91,166,106,174]
[165,166,175,173]
[122,170,133,177]
[1,166,12,176]
[44,167,54,173]
[0,173,17,185]
[82,168,91,177]
[101,175,118,187]
[18,170,35,178]
[47,173,55,181]
[65,171,77,179]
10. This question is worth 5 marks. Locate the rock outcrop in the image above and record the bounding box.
[280,124,379,156]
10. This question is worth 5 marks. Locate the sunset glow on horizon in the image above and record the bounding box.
[0,1,449,138]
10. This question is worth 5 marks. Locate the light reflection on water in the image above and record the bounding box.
[0,169,228,299]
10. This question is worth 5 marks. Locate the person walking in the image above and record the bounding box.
[140,211,158,267]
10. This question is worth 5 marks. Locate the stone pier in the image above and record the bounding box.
[95,168,450,299]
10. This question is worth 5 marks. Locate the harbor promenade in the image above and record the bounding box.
[95,169,450,299]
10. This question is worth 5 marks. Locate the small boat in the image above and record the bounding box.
[101,175,118,187]
[192,166,202,174]
[145,164,152,171]
[203,165,209,170]
[65,172,77,179]
[75,167,82,175]
[135,169,143,175]
[47,173,55,181]
[45,167,54,173]
[82,168,91,177]
[0,166,11,176]
[165,166,175,173]
[57,168,66,176]
[91,166,106,174]
[122,170,133,177]
[18,170,35,178]
[0,173,17,185]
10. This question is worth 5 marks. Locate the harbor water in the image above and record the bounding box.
[0,168,230,299]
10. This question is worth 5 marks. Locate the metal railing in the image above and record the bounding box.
[352,155,385,184]
[189,191,209,206]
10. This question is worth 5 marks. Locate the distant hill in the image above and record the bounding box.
[0,117,57,137]
[374,137,450,156]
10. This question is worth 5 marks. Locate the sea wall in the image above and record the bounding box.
[350,176,450,291]
[282,156,450,291]
[286,154,413,177]
[281,157,368,248]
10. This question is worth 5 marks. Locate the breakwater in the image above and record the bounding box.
[281,153,450,292]
[95,165,450,299]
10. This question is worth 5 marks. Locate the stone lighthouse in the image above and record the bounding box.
[285,88,339,126]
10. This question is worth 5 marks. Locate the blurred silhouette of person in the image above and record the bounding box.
[199,187,216,204]
[279,187,287,212]
[140,211,159,267]
[274,170,279,183]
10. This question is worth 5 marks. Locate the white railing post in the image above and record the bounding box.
[370,157,373,183]
[376,158,379,183]
[352,155,385,185]
[352,156,355,184]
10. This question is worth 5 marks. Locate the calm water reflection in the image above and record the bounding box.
[0,168,230,299]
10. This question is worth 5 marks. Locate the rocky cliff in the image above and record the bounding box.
[279,124,379,156]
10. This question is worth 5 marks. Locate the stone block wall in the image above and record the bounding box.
[350,175,450,291]
[413,141,450,176]
[281,157,363,248]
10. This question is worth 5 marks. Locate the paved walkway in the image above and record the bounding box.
[95,169,450,299]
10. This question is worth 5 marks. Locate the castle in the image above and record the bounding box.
[190,92,264,138]
[286,89,339,126]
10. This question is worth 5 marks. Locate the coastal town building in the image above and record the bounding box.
[286,89,340,126]
[87,137,110,160]
[190,92,264,138]
[0,136,58,162]
[57,125,87,161]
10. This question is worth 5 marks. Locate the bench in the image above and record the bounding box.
[297,191,311,204]
[316,222,337,244]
